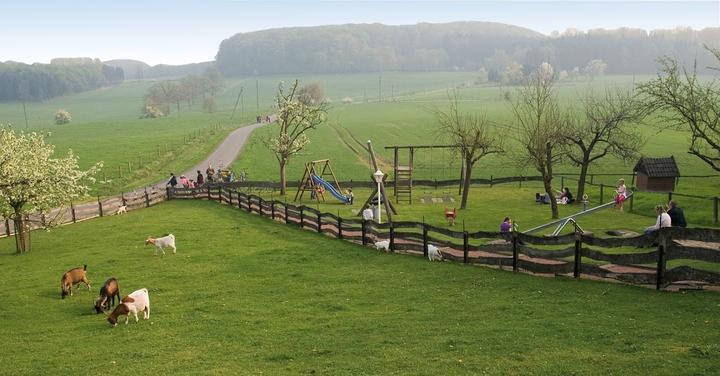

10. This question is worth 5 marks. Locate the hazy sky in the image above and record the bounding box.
[1,1,718,65]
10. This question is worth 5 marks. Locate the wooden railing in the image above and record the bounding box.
[0,187,166,238]
[170,186,720,290]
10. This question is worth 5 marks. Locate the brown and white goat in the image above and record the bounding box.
[107,288,150,326]
[60,265,91,299]
[94,277,120,314]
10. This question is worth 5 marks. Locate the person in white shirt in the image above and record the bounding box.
[645,204,672,235]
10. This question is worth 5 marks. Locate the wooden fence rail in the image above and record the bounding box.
[169,186,720,290]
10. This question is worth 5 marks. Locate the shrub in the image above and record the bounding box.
[141,102,165,118]
[54,109,72,125]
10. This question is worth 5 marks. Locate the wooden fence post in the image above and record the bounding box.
[573,235,582,278]
[714,197,718,225]
[463,231,469,264]
[389,223,395,252]
[629,191,634,212]
[5,218,10,235]
[98,197,103,217]
[284,203,289,224]
[299,206,304,228]
[361,219,367,246]
[271,201,275,220]
[71,202,76,223]
[489,175,494,188]
[121,193,126,206]
[258,197,264,215]
[656,232,667,290]
[422,223,428,258]
[599,184,604,204]
[217,187,222,202]
[590,174,594,184]
[512,234,518,272]
[144,188,150,207]
[228,190,233,205]
[166,187,171,200]
[207,186,211,201]
[337,216,343,239]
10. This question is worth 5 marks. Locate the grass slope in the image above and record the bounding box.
[1,200,718,374]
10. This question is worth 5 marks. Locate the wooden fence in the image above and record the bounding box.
[0,187,166,238]
[170,186,720,290]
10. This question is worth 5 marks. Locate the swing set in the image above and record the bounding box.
[383,144,460,204]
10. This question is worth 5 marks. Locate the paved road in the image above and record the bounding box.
[154,120,267,189]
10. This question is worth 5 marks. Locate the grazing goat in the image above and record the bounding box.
[374,239,390,252]
[94,277,120,314]
[115,205,127,215]
[427,244,443,262]
[145,234,176,255]
[61,265,91,299]
[107,288,150,326]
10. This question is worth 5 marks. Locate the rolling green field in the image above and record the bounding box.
[0,200,718,375]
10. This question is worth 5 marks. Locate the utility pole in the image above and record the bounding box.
[378,76,382,103]
[22,102,29,129]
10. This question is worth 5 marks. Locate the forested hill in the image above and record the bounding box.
[215,22,720,76]
[216,22,543,75]
[0,59,124,101]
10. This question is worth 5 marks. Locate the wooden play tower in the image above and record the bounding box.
[384,145,454,204]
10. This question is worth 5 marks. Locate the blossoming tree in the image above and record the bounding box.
[265,80,327,195]
[0,127,101,253]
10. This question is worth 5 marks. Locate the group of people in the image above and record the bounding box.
[535,187,574,205]
[645,200,687,234]
[167,163,241,189]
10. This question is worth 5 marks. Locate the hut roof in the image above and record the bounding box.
[633,156,680,178]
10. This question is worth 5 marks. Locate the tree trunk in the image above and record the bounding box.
[12,209,29,253]
[543,175,559,219]
[460,158,473,209]
[576,162,589,204]
[545,142,558,219]
[279,159,287,196]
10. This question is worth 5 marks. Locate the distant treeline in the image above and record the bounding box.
[103,59,215,80]
[0,58,123,101]
[215,22,720,76]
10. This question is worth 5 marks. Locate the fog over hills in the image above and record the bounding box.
[2,21,719,101]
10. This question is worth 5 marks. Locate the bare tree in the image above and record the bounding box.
[265,80,328,195]
[437,90,504,209]
[565,88,646,200]
[511,66,566,219]
[637,47,720,171]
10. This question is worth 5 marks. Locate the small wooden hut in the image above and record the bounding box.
[633,156,680,191]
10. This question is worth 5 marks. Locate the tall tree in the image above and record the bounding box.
[511,65,566,219]
[637,47,720,172]
[436,90,504,209]
[0,127,101,253]
[565,88,646,200]
[265,80,328,195]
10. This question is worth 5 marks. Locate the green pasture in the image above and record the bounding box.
[0,200,718,375]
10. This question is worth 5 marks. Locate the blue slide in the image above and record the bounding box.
[311,174,350,203]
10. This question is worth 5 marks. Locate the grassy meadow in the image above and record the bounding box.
[0,200,718,375]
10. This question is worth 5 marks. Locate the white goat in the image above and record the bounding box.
[107,288,150,326]
[145,234,176,255]
[427,244,443,262]
[116,205,127,215]
[374,239,390,252]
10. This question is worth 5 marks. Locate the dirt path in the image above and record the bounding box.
[151,120,268,190]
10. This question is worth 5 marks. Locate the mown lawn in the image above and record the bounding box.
[0,200,718,375]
